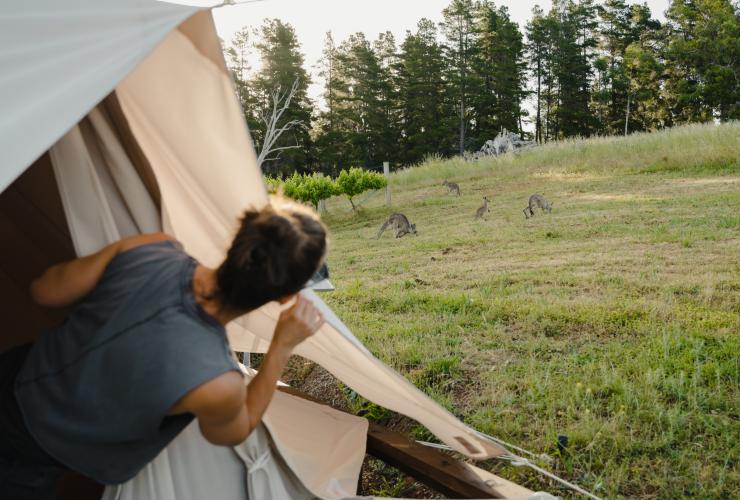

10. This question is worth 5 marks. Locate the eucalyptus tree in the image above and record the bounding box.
[253,19,313,175]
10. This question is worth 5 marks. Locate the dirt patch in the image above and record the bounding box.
[287,363,448,498]
[576,193,654,202]
[671,176,740,187]
[358,457,443,498]
[290,363,350,409]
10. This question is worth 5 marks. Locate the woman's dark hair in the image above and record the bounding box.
[216,197,327,312]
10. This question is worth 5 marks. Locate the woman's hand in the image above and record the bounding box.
[272,294,324,351]
[180,294,325,446]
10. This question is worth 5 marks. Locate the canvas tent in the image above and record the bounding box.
[0,1,534,498]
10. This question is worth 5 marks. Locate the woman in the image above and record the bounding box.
[0,198,327,499]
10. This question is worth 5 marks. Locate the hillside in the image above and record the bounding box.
[300,123,740,498]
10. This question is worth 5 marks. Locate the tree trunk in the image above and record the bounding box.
[624,91,631,136]
[536,58,542,143]
[458,22,466,156]
[459,100,465,155]
[518,113,524,140]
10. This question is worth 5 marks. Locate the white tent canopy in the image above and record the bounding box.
[0,0,510,496]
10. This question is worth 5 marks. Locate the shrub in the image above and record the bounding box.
[263,175,282,194]
[298,173,339,209]
[335,167,387,211]
[281,172,302,200]
[281,172,337,209]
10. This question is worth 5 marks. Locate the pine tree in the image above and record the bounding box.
[471,3,527,144]
[622,4,665,132]
[440,0,478,155]
[373,32,402,167]
[314,32,346,175]
[538,10,560,141]
[596,0,662,134]
[225,28,260,140]
[550,0,597,138]
[330,33,390,168]
[663,0,739,123]
[526,5,548,143]
[397,19,452,164]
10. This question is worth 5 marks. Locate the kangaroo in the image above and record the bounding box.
[523,193,553,219]
[474,196,491,220]
[442,179,461,196]
[376,213,418,239]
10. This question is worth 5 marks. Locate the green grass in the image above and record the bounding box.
[316,122,740,498]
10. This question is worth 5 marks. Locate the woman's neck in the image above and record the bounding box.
[192,264,243,325]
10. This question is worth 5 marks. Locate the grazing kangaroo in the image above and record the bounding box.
[442,179,461,196]
[474,197,491,220]
[376,213,418,239]
[523,193,553,219]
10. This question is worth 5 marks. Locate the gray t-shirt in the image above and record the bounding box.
[14,241,241,484]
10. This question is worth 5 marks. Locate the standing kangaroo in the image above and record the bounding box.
[442,180,461,196]
[376,213,418,239]
[523,193,553,219]
[474,197,491,220]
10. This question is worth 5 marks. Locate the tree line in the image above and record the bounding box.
[224,0,739,176]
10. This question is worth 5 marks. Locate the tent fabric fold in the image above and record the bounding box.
[0,0,201,193]
[101,387,368,500]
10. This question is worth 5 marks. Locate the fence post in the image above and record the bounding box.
[318,173,327,214]
[383,161,391,207]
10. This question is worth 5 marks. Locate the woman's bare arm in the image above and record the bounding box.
[30,233,174,308]
[178,295,325,446]
[185,342,294,446]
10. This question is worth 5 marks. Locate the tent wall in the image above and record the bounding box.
[102,94,162,209]
[0,154,75,352]
[115,10,268,269]
[0,0,200,194]
[49,107,162,256]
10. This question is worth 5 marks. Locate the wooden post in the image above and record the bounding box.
[317,172,327,214]
[383,161,391,207]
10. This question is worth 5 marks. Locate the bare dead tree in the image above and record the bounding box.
[256,78,305,168]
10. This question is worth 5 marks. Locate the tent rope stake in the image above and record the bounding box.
[416,440,603,500]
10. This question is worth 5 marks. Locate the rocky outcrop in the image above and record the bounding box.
[466,128,535,160]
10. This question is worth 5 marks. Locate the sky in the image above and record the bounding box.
[211,0,670,115]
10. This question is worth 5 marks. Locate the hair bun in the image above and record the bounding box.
[216,199,327,311]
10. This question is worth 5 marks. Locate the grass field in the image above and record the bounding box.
[295,123,740,498]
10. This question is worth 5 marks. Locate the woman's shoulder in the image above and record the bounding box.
[118,232,178,253]
[100,234,188,292]
[109,234,185,267]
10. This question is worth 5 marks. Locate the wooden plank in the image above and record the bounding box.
[366,422,504,499]
[464,463,535,500]
[277,386,525,499]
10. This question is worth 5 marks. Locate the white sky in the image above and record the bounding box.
[212,0,669,120]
